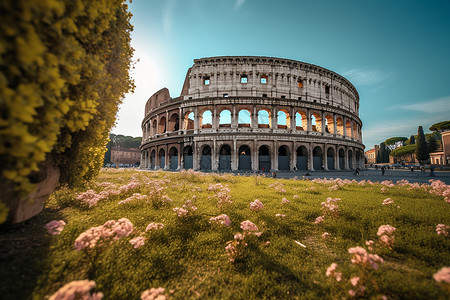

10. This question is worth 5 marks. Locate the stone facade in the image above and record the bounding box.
[140,56,365,171]
[111,147,141,165]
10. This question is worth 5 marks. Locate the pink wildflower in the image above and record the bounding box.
[130,236,146,249]
[275,213,286,219]
[250,199,264,211]
[315,216,324,224]
[141,287,166,300]
[45,220,66,235]
[292,195,299,201]
[326,263,342,282]
[76,190,107,207]
[436,224,449,236]
[145,222,165,231]
[348,246,384,269]
[322,232,330,239]
[240,220,258,232]
[49,280,103,300]
[350,276,360,287]
[209,214,231,227]
[433,267,450,283]
[365,240,375,251]
[382,198,394,205]
[377,225,396,236]
[281,197,290,204]
[173,207,189,217]
[118,193,147,205]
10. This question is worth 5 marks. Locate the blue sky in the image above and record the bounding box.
[113,0,450,149]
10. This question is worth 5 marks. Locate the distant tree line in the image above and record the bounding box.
[104,134,142,165]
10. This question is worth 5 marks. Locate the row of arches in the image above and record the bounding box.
[141,144,363,171]
[143,107,362,140]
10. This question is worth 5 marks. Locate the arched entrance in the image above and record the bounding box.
[278,145,290,170]
[238,145,251,170]
[200,145,212,171]
[258,145,271,171]
[150,149,155,169]
[218,144,232,171]
[338,149,345,170]
[327,147,335,170]
[348,149,353,170]
[158,148,165,169]
[296,146,308,170]
[183,146,193,169]
[313,146,323,170]
[169,147,178,170]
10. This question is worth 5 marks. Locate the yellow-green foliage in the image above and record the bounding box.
[0,0,134,200]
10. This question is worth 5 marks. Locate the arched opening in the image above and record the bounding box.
[168,113,179,132]
[169,147,178,170]
[201,110,212,129]
[325,115,334,134]
[218,144,232,170]
[152,119,157,136]
[327,147,335,170]
[277,110,289,129]
[158,116,166,134]
[150,149,155,169]
[278,145,290,170]
[311,113,322,132]
[313,146,323,170]
[296,146,308,170]
[348,149,353,170]
[258,145,271,171]
[184,112,194,130]
[338,148,345,170]
[295,111,307,130]
[219,110,231,127]
[238,145,251,170]
[258,109,271,128]
[346,120,352,137]
[200,145,212,171]
[336,117,344,135]
[238,109,251,127]
[183,146,193,169]
[158,148,165,169]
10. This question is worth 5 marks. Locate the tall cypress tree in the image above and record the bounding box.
[409,135,415,145]
[415,126,429,164]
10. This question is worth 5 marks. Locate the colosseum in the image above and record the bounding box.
[140,56,364,172]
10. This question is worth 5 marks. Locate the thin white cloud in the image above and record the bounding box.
[342,69,395,86]
[387,96,450,114]
[234,0,246,10]
[163,0,176,33]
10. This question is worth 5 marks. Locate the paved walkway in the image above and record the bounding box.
[236,169,450,184]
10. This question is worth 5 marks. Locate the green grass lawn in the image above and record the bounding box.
[1,169,449,299]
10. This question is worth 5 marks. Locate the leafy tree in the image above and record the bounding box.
[376,151,381,164]
[0,0,135,223]
[415,126,429,164]
[429,120,450,132]
[390,144,415,157]
[409,135,415,145]
[385,137,408,145]
[426,135,438,152]
[379,142,390,163]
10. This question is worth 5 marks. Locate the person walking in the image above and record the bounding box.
[381,166,385,176]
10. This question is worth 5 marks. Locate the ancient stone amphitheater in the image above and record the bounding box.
[140,56,364,172]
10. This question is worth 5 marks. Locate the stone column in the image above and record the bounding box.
[212,139,218,171]
[309,143,314,171]
[252,105,257,128]
[345,147,349,170]
[155,147,160,169]
[194,107,199,134]
[335,147,339,170]
[231,105,237,128]
[273,141,278,171]
[307,109,312,132]
[333,113,337,136]
[252,140,258,171]
[232,139,238,171]
[213,106,218,130]
[321,111,325,133]
[350,120,354,139]
[323,145,328,170]
[271,107,277,129]
[343,116,347,138]
[177,146,181,169]
[290,142,295,171]
[193,142,199,170]
[290,107,295,130]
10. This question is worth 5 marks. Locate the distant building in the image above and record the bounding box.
[111,147,140,165]
[364,145,379,164]
[430,130,450,166]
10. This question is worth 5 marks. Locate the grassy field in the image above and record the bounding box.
[1,169,449,299]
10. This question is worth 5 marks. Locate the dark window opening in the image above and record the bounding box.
[204,76,210,85]
[298,97,302,100]
[297,80,303,88]
[262,94,267,97]
[325,86,330,94]
[241,75,248,84]
[281,95,286,99]
[223,93,228,97]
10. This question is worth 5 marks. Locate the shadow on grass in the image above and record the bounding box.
[0,208,63,299]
